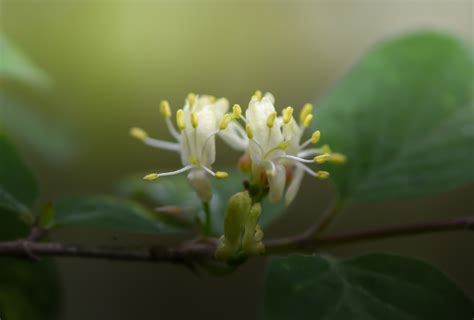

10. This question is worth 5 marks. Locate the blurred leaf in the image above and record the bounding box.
[117,169,286,235]
[0,93,78,164]
[0,258,61,320]
[264,253,474,320]
[38,204,55,229]
[53,196,182,235]
[0,34,50,88]
[316,31,474,202]
[0,132,37,226]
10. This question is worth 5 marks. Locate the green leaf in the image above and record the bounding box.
[315,31,474,202]
[0,34,51,88]
[0,132,38,225]
[117,169,286,236]
[264,253,474,320]
[53,196,182,235]
[0,259,61,320]
[0,94,78,164]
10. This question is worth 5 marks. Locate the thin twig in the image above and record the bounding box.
[0,216,471,264]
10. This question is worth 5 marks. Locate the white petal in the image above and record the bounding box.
[219,122,248,151]
[285,166,304,206]
[268,163,286,203]
[187,168,212,202]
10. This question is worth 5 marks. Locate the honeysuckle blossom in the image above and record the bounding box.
[130,94,231,202]
[220,91,343,205]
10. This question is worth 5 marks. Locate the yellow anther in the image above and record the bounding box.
[189,156,199,166]
[311,130,321,144]
[266,111,277,128]
[130,127,148,141]
[314,153,330,164]
[300,103,313,123]
[187,93,196,107]
[219,114,232,130]
[143,173,159,181]
[176,109,186,131]
[233,104,242,119]
[282,106,294,124]
[252,90,263,100]
[215,171,229,179]
[303,114,313,128]
[190,112,199,128]
[209,95,217,103]
[316,171,330,179]
[329,153,347,164]
[246,124,254,139]
[159,100,172,118]
[278,141,289,150]
[321,144,332,154]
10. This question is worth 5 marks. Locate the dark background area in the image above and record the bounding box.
[1,1,473,319]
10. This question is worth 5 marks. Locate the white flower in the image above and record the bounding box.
[221,91,339,205]
[130,94,230,202]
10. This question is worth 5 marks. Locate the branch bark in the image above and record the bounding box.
[0,216,472,264]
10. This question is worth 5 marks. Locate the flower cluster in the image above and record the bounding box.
[130,91,346,206]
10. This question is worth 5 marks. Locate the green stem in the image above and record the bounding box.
[202,202,212,237]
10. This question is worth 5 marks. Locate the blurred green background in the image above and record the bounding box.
[1,0,473,319]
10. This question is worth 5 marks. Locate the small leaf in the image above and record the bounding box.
[117,169,286,236]
[315,31,474,202]
[264,253,474,320]
[38,204,55,229]
[0,258,61,320]
[0,94,78,164]
[0,132,38,226]
[0,34,51,88]
[53,196,182,235]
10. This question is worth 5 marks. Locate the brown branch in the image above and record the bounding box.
[0,216,472,264]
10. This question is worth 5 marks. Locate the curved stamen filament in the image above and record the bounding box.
[274,154,314,164]
[297,148,324,158]
[143,137,180,152]
[165,118,181,141]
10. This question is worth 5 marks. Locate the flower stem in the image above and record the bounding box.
[202,202,212,237]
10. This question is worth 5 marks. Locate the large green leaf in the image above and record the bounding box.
[117,169,285,236]
[316,32,474,202]
[0,34,50,88]
[53,196,182,235]
[0,259,61,320]
[264,253,474,320]
[0,133,38,226]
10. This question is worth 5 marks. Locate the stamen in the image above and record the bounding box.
[233,104,242,119]
[176,109,186,131]
[246,124,254,139]
[311,130,321,144]
[328,153,347,164]
[143,137,180,151]
[215,171,229,179]
[274,154,314,164]
[144,166,192,181]
[191,112,199,128]
[297,148,323,158]
[187,93,196,107]
[314,153,330,164]
[130,127,147,141]
[303,114,313,128]
[266,111,277,128]
[282,106,294,124]
[209,95,217,103]
[165,118,181,140]
[220,114,232,130]
[252,90,263,101]
[299,103,313,123]
[320,144,332,154]
[316,171,330,179]
[160,100,172,118]
[144,173,159,181]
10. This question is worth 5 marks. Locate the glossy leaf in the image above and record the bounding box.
[264,253,474,320]
[53,196,182,235]
[315,32,474,202]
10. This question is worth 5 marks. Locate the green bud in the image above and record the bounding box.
[242,203,265,255]
[215,191,252,260]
